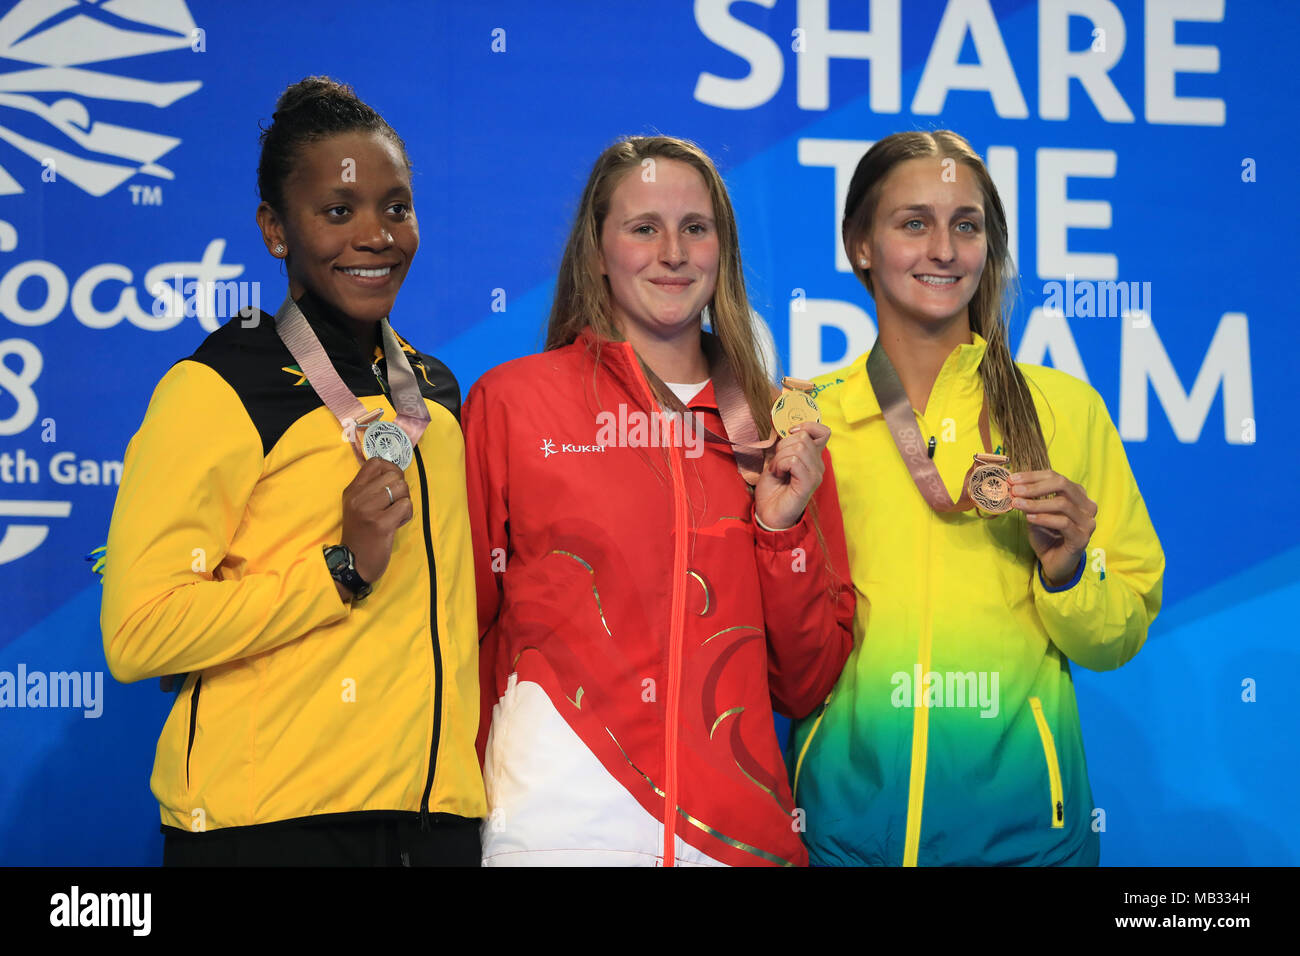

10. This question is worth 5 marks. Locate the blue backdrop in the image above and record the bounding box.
[2,0,1295,865]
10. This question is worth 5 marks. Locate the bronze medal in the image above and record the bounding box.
[968,453,1012,514]
[770,377,821,438]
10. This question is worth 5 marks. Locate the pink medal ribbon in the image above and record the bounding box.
[635,332,777,485]
[866,343,1008,514]
[273,295,430,469]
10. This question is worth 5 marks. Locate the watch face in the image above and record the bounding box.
[324,547,351,573]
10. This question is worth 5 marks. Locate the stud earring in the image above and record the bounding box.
[858,258,868,267]
[274,244,286,256]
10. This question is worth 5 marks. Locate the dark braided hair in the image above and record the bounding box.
[257,76,411,214]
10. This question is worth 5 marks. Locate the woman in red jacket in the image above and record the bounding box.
[463,136,854,866]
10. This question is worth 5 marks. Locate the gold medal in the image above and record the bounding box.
[968,453,1012,514]
[770,377,820,438]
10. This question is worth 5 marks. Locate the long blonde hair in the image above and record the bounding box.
[841,130,1049,471]
[546,135,774,441]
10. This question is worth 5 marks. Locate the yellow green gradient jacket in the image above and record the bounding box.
[100,291,486,835]
[789,335,1163,866]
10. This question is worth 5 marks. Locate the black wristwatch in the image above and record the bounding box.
[323,544,372,601]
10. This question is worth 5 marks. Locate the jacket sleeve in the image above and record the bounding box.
[1032,388,1164,672]
[101,361,349,683]
[461,379,509,763]
[754,448,856,719]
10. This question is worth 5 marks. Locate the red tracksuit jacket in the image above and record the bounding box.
[463,328,854,866]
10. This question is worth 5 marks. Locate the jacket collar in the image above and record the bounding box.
[841,332,989,424]
[293,287,385,368]
[574,326,721,412]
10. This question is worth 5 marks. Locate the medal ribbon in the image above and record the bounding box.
[865,342,995,513]
[633,332,776,485]
[273,295,431,463]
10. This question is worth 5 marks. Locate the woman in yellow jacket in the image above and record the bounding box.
[100,78,485,865]
[789,131,1164,866]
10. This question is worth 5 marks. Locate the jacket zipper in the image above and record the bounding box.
[663,415,689,866]
[373,359,443,830]
[185,674,201,790]
[627,352,688,866]
[792,693,832,803]
[902,411,937,867]
[414,447,443,829]
[1029,697,1065,828]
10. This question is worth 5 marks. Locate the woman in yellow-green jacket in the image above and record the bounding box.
[789,131,1164,866]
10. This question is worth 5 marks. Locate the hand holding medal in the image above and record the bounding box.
[340,457,414,586]
[273,293,430,596]
[755,378,830,531]
[865,342,1093,581]
[1007,469,1098,585]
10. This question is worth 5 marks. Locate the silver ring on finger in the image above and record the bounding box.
[385,485,394,506]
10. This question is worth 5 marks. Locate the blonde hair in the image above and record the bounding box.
[841,130,1049,471]
[545,135,774,441]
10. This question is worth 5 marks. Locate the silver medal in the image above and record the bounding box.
[362,420,413,469]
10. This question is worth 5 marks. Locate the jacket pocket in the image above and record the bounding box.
[1028,696,1064,829]
[185,675,202,791]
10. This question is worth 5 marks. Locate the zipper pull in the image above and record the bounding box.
[927,436,936,459]
[1056,800,1064,822]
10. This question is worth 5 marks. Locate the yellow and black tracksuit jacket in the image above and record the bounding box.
[101,291,486,835]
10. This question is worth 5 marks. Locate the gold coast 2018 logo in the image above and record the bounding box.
[0,1,209,568]
[0,0,202,199]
